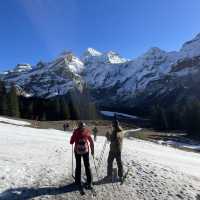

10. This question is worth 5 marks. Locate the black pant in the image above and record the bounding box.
[75,152,92,185]
[107,151,123,177]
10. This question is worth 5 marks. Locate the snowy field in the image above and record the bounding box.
[0,118,200,200]
[0,117,31,126]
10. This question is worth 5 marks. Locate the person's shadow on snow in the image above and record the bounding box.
[0,183,78,200]
[93,177,120,186]
[196,194,200,200]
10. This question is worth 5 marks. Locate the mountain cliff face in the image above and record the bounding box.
[1,33,200,114]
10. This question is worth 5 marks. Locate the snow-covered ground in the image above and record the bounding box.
[156,140,200,151]
[0,119,200,200]
[0,117,31,126]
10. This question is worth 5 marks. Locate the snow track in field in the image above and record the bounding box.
[0,120,200,200]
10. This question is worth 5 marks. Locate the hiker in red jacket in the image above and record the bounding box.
[70,121,94,188]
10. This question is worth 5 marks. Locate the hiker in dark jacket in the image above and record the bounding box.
[92,126,98,141]
[106,119,124,180]
[63,122,69,131]
[63,123,66,131]
[106,131,110,141]
[70,121,94,188]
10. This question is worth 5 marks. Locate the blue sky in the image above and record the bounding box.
[0,0,200,70]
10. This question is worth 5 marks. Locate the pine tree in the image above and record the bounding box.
[44,99,60,120]
[88,102,97,120]
[184,100,200,137]
[0,81,7,115]
[168,105,182,130]
[151,105,168,130]
[7,85,20,117]
[68,97,78,120]
[161,108,168,130]
[60,97,70,119]
[68,90,80,120]
[27,101,34,119]
[54,98,61,120]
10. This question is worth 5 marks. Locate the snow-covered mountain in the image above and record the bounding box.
[82,48,127,64]
[0,52,85,98]
[1,33,200,112]
[180,33,200,58]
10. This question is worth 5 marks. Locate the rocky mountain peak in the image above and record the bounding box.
[82,48,126,64]
[104,51,127,64]
[180,32,200,57]
[84,48,102,57]
[14,64,32,72]
[142,47,166,58]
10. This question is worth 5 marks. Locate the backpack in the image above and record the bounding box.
[76,136,88,155]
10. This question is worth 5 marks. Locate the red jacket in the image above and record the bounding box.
[70,128,94,154]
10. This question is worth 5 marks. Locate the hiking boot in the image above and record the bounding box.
[85,183,93,190]
[118,177,123,182]
[74,180,81,186]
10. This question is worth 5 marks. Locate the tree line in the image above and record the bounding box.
[1,80,200,138]
[0,81,98,121]
[151,100,200,139]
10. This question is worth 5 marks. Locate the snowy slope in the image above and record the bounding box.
[82,33,200,109]
[0,120,200,200]
[0,116,31,126]
[180,33,200,58]
[1,52,84,98]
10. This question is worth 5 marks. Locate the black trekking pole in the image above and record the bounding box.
[92,155,100,180]
[97,138,108,169]
[71,122,77,180]
[72,144,75,180]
